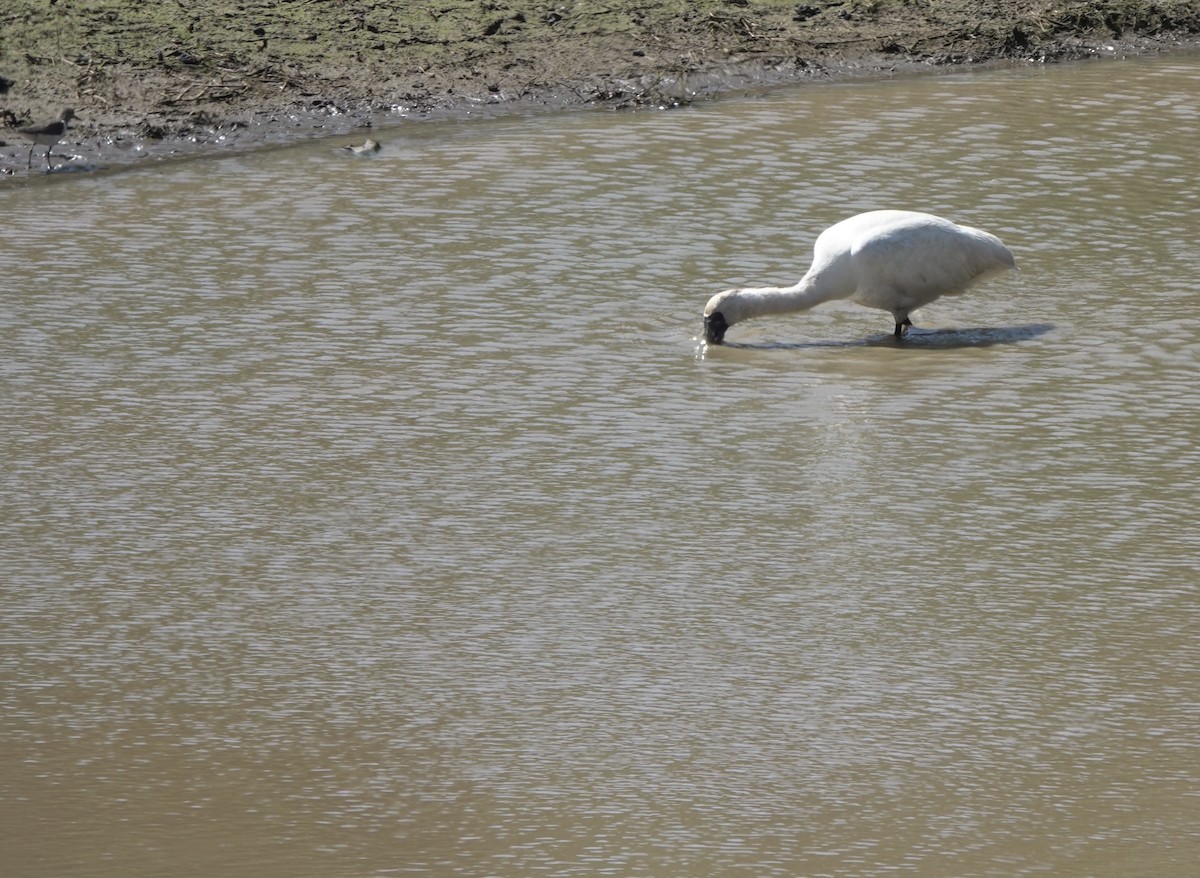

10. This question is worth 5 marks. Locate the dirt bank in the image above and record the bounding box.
[3,0,1199,177]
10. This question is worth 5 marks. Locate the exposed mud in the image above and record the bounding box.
[2,1,1199,178]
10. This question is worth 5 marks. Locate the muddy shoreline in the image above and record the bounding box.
[3,1,1199,180]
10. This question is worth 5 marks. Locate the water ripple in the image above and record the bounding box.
[3,54,1200,878]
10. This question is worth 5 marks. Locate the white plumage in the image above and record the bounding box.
[702,210,1016,344]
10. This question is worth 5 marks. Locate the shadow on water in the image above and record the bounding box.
[715,323,1056,352]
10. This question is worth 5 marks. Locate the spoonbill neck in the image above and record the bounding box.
[736,279,827,317]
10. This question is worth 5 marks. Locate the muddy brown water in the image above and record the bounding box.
[3,54,1200,877]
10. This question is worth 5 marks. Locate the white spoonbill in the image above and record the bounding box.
[702,210,1016,344]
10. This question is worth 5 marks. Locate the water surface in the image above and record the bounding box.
[3,53,1200,877]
